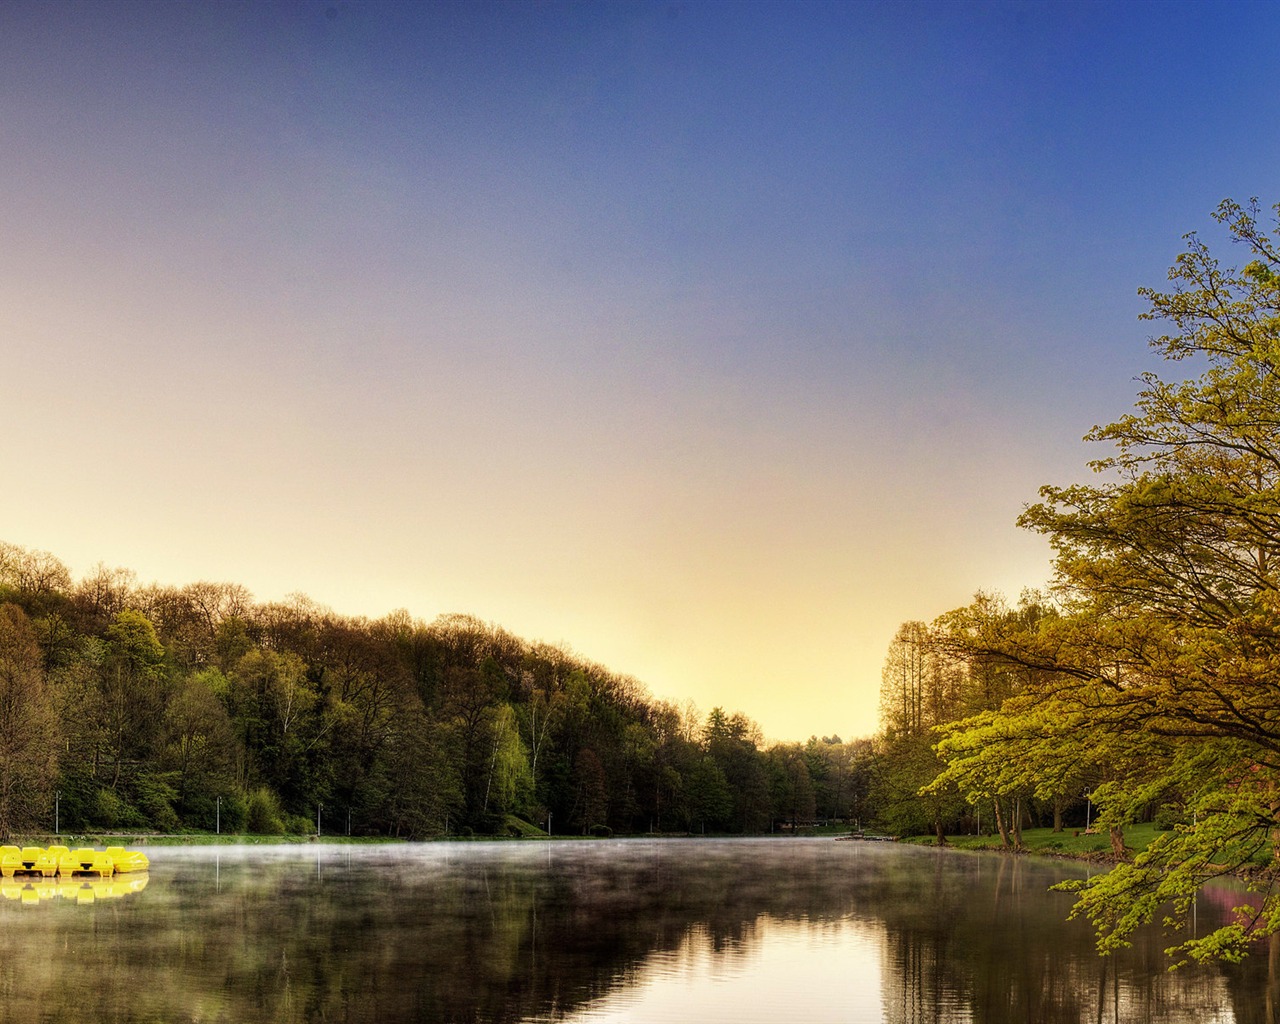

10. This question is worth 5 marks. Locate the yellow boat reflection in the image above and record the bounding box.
[1,873,148,905]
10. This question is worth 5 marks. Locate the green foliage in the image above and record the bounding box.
[245,786,285,835]
[766,743,816,827]
[874,734,956,839]
[924,199,1280,963]
[105,609,165,673]
[501,815,544,838]
[218,791,248,833]
[92,787,129,829]
[0,542,839,843]
[132,772,180,832]
[0,603,59,839]
[903,822,1165,858]
[686,755,733,831]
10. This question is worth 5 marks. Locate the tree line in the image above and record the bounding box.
[873,198,1280,966]
[0,548,874,841]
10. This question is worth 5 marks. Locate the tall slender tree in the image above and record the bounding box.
[0,604,57,839]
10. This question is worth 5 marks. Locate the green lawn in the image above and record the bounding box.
[16,833,403,846]
[901,822,1164,858]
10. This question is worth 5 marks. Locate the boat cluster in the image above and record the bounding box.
[0,845,149,879]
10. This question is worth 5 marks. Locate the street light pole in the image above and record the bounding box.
[216,795,221,835]
[55,790,59,835]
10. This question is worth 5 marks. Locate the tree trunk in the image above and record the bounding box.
[993,796,1011,850]
[1052,794,1064,833]
[1012,796,1024,851]
[1266,933,1280,1024]
[1109,825,1126,859]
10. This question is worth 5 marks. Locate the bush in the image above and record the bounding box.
[218,792,247,833]
[133,773,180,833]
[588,824,613,838]
[92,787,135,829]
[244,786,285,835]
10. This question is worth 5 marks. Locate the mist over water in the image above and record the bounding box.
[0,839,1270,1022]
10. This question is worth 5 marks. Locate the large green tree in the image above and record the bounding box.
[937,199,1280,963]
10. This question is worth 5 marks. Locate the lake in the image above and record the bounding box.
[0,838,1272,1022]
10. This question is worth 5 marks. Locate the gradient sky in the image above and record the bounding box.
[3,0,1278,742]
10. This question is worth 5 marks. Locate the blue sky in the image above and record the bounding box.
[2,0,1278,739]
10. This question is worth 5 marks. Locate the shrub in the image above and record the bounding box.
[133,773,180,833]
[93,787,130,829]
[218,792,247,833]
[244,786,285,835]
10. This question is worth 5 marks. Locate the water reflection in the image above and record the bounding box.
[0,839,1269,1022]
[0,874,148,905]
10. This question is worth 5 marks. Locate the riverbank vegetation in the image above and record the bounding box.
[901,823,1165,860]
[875,199,1280,965]
[0,546,879,844]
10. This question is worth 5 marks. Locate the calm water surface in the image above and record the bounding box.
[0,838,1274,1023]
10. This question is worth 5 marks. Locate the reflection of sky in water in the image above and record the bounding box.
[563,917,890,1024]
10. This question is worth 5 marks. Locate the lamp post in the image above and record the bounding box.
[216,795,221,835]
[55,790,60,835]
[317,803,322,837]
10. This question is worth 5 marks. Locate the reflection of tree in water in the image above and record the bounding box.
[868,851,1245,1024]
[0,841,1271,1022]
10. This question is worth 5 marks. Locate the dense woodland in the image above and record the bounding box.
[0,546,883,840]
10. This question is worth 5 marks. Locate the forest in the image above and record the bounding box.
[0,544,881,841]
[873,199,1280,965]
[7,196,1279,966]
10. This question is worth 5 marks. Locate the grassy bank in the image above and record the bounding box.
[899,823,1163,859]
[11,833,406,846]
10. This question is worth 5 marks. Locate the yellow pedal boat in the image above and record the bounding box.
[0,846,53,878]
[0,845,147,880]
[57,848,114,878]
[20,847,59,877]
[104,847,149,873]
